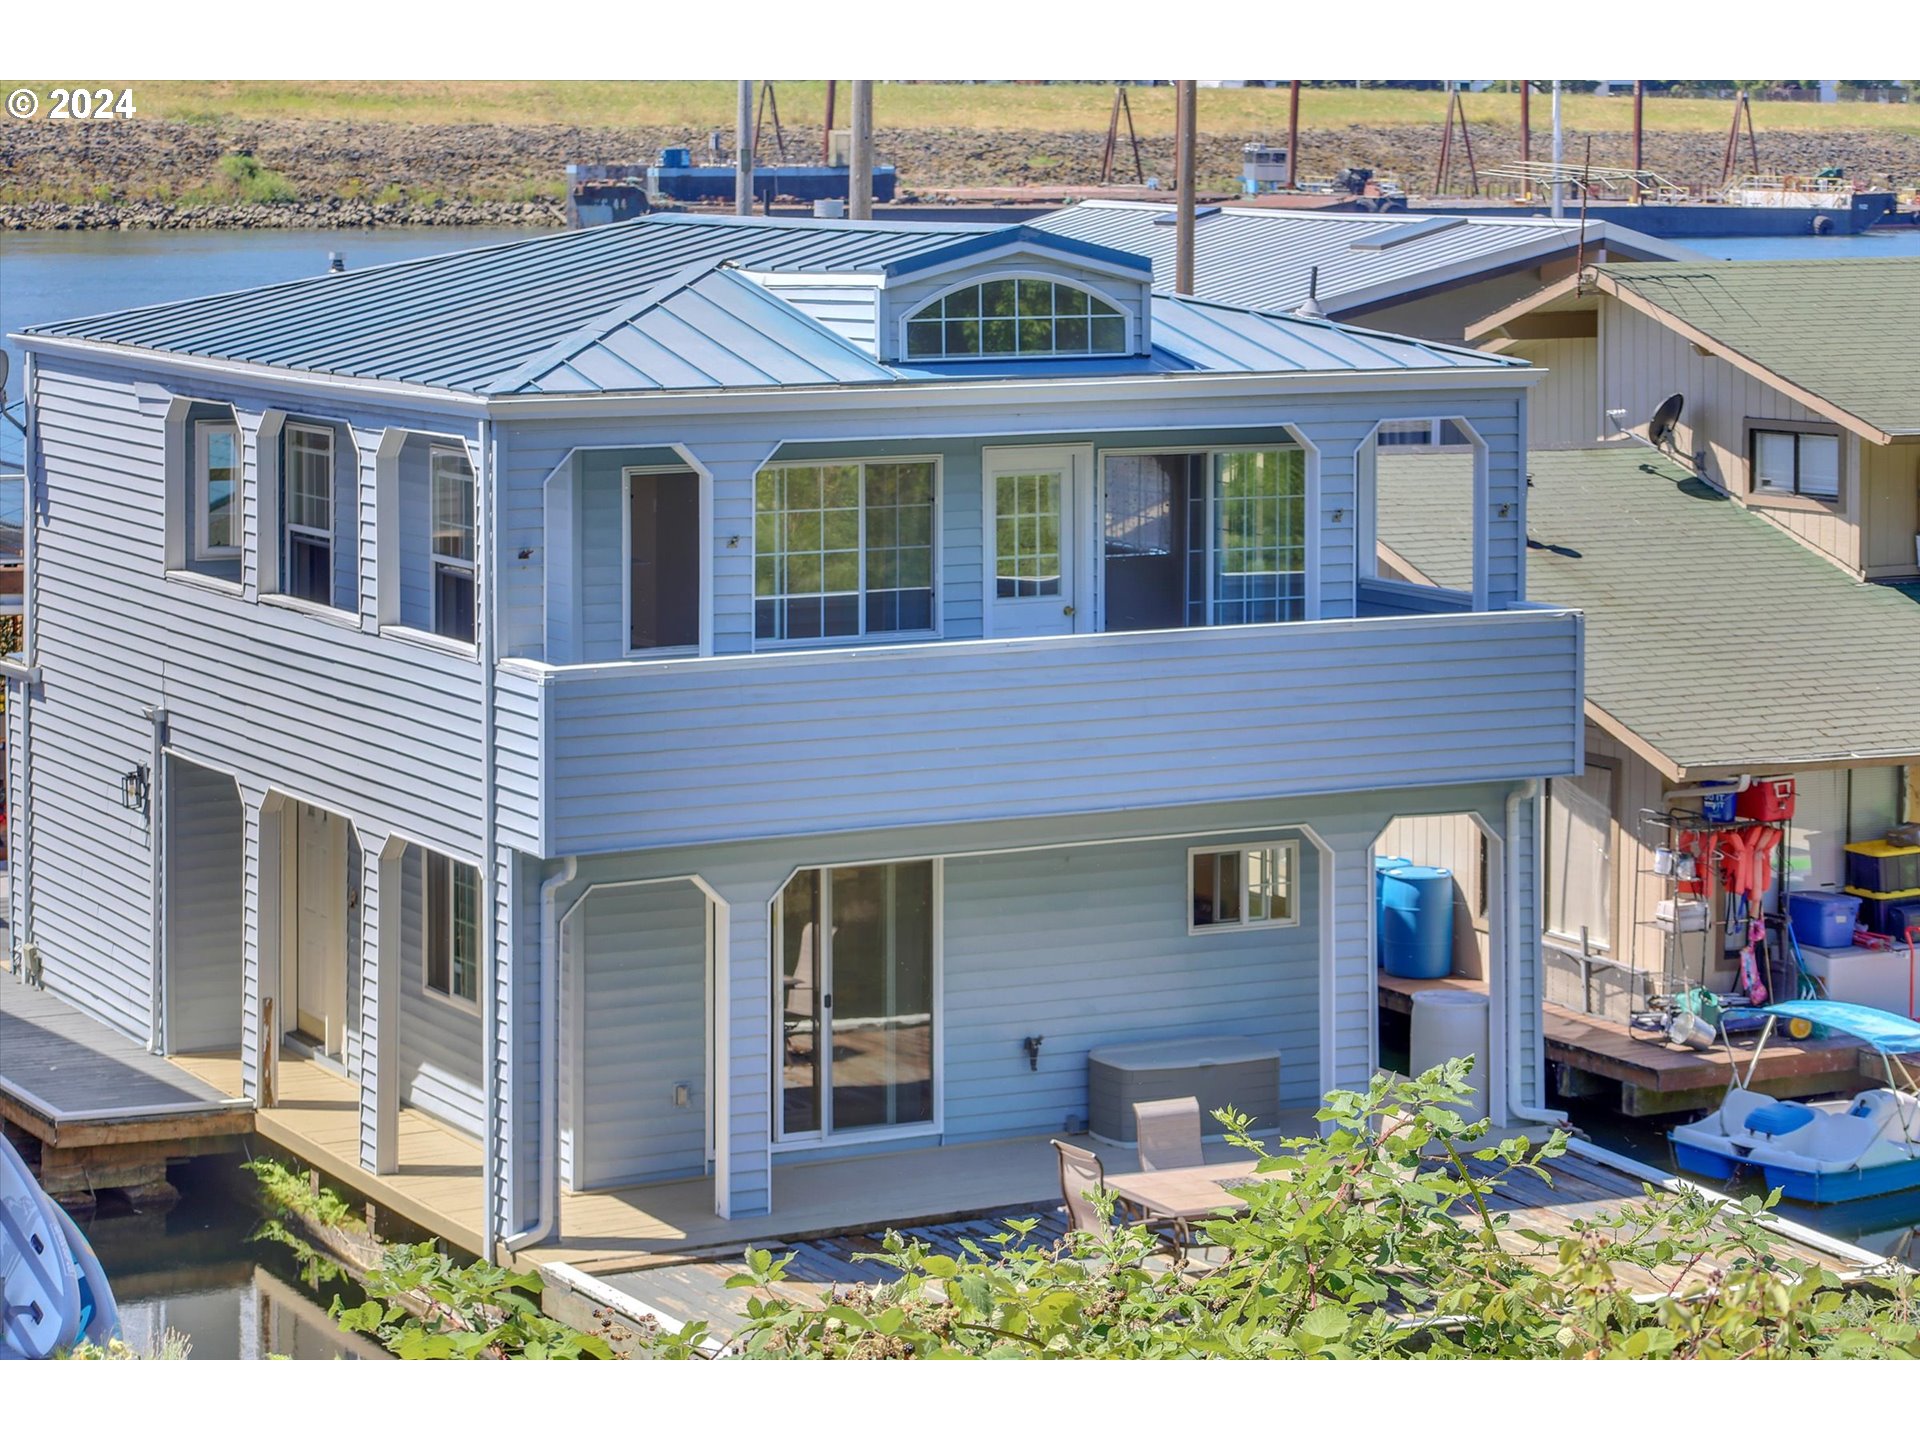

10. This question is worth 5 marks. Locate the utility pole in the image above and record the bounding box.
[1519,80,1531,199]
[821,80,838,164]
[734,81,755,216]
[1286,79,1301,188]
[849,80,874,220]
[1632,80,1648,201]
[1175,80,1197,294]
[1550,79,1565,219]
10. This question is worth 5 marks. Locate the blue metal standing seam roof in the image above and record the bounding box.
[21,211,1522,396]
[1032,201,1690,315]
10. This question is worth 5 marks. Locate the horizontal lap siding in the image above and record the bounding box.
[543,612,1582,855]
[397,848,484,1136]
[29,359,488,1048]
[942,837,1321,1142]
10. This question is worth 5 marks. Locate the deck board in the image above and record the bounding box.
[0,982,250,1142]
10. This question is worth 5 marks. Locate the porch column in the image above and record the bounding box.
[359,835,402,1174]
[1325,830,1380,1097]
[239,789,278,1103]
[710,875,778,1219]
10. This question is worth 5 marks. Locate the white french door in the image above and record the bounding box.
[984,445,1089,637]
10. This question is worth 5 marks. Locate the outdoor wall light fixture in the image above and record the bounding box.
[1331,507,1346,523]
[119,762,150,814]
[1024,1035,1044,1071]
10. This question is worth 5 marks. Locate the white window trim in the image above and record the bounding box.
[620,463,705,659]
[1355,415,1489,609]
[893,270,1138,363]
[1749,423,1843,503]
[427,444,477,642]
[380,623,480,661]
[282,421,337,604]
[770,858,944,1152]
[752,453,944,651]
[421,849,482,1016]
[192,419,242,559]
[1095,442,1314,633]
[1187,839,1303,936]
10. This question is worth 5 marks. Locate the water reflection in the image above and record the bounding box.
[77,1156,384,1360]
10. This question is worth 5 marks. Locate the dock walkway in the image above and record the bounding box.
[1378,973,1880,1115]
[0,980,252,1200]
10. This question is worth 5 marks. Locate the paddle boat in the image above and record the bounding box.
[2,1135,120,1359]
[1669,1000,1920,1204]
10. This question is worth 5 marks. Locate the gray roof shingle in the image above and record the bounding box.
[1377,446,1920,773]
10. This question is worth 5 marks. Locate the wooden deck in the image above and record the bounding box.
[1379,972,1877,1115]
[1,981,253,1200]
[585,1140,1883,1341]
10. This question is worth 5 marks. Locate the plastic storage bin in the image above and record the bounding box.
[1846,841,1920,895]
[1788,890,1863,949]
[1699,785,1739,823]
[1736,777,1796,822]
[1409,990,1490,1122]
[1380,866,1455,979]
[1846,887,1920,937]
[1886,900,1920,939]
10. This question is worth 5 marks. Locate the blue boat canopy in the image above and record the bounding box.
[1739,1000,1920,1055]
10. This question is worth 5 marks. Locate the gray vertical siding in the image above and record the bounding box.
[396,846,484,1136]
[942,836,1322,1142]
[161,757,244,1054]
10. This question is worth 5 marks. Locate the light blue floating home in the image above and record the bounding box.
[6,213,1583,1259]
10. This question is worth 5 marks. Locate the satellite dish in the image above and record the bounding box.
[1648,393,1685,449]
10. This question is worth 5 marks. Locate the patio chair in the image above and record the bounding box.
[1133,1096,1205,1172]
[1051,1139,1113,1238]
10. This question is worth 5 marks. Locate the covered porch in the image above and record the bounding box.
[166,1046,1307,1270]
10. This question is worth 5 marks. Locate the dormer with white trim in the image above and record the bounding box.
[739,226,1155,365]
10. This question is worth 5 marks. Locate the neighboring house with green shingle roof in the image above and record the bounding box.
[1376,446,1920,997]
[1470,258,1920,586]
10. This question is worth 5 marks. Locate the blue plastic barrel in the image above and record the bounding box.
[1374,857,1412,968]
[1381,866,1456,980]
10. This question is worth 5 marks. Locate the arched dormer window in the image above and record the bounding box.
[903,277,1128,360]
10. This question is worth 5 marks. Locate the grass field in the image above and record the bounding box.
[7,80,1916,135]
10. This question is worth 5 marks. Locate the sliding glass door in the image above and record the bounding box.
[777,861,936,1141]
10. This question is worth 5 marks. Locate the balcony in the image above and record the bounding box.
[501,604,1583,858]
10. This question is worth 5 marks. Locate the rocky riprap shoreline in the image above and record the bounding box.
[4,116,1915,229]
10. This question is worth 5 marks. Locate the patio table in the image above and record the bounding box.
[1103,1159,1262,1226]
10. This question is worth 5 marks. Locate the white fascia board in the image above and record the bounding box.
[13,334,488,415]
[877,241,1155,291]
[485,363,1538,420]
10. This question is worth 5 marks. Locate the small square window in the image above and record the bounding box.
[1190,842,1299,932]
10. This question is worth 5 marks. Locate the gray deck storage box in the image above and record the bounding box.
[1087,1036,1282,1144]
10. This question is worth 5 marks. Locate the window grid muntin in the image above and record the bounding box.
[994,470,1063,598]
[283,423,335,605]
[1211,448,1307,626]
[904,278,1126,360]
[424,851,480,1007]
[1190,841,1299,932]
[755,459,936,642]
[428,446,476,642]
[195,419,241,556]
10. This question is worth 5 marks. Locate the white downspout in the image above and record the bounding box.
[1507,779,1567,1125]
[145,704,168,1052]
[477,416,500,1262]
[504,854,575,1254]
[15,353,39,982]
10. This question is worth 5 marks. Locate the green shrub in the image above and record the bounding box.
[243,1156,365,1231]
[212,153,298,204]
[689,1063,1919,1360]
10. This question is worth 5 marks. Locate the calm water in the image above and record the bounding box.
[0,227,548,464]
[77,1155,383,1360]
[1689,229,1920,261]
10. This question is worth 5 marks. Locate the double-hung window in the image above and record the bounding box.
[193,420,241,559]
[423,851,480,1008]
[754,459,936,642]
[1751,427,1841,501]
[429,447,476,643]
[1190,841,1299,932]
[283,423,336,605]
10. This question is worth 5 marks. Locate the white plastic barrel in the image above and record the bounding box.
[1408,990,1491,1122]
